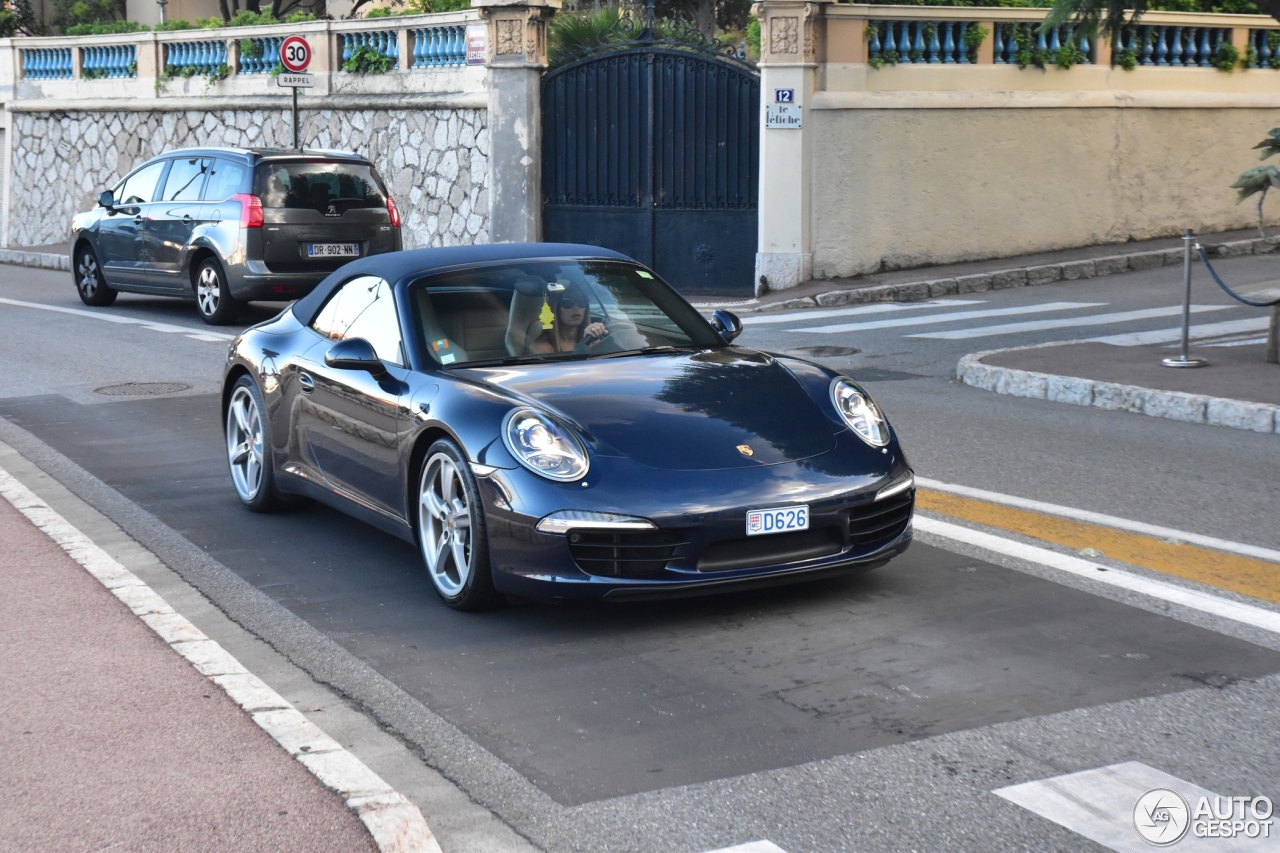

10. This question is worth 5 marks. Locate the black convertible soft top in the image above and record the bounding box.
[291,242,633,325]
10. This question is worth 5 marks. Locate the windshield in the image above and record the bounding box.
[253,160,387,213]
[409,260,724,367]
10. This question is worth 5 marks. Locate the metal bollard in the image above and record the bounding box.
[1162,229,1208,369]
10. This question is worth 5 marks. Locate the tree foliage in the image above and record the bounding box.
[1232,129,1280,236]
[1044,0,1280,44]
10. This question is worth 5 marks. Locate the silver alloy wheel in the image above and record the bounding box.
[197,265,222,317]
[226,386,265,502]
[419,451,473,597]
[78,253,100,298]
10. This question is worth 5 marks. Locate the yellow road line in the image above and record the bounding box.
[916,489,1280,606]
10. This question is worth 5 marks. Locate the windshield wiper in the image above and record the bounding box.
[450,352,591,369]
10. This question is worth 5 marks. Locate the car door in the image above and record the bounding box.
[296,275,410,518]
[146,156,212,288]
[97,160,168,286]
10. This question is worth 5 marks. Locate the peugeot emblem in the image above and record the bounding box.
[737,444,754,457]
[326,203,338,216]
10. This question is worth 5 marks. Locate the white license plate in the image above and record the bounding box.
[746,505,809,536]
[307,243,359,258]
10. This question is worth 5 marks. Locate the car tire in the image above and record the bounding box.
[74,244,117,307]
[417,439,499,610]
[195,258,240,326]
[225,375,285,512]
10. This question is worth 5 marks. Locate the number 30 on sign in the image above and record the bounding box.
[280,35,312,73]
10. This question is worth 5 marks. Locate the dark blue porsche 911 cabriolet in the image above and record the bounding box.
[222,243,914,609]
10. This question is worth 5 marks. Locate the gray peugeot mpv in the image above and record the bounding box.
[70,147,403,325]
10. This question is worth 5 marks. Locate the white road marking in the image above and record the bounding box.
[0,465,440,853]
[914,515,1280,637]
[1090,317,1271,346]
[0,296,236,342]
[995,762,1265,852]
[786,302,1104,335]
[1205,336,1268,347]
[742,299,985,326]
[915,477,1280,564]
[699,843,789,853]
[908,305,1234,339]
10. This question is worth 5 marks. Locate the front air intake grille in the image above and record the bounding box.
[568,530,685,578]
[848,491,914,551]
[697,527,843,573]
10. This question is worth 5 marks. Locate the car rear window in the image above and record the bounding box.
[254,160,387,212]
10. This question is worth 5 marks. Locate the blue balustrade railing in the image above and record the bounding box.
[412,25,466,67]
[21,48,73,80]
[993,22,1092,66]
[866,20,980,64]
[1113,25,1231,67]
[81,44,137,78]
[342,30,399,70]
[238,36,282,74]
[1245,29,1280,68]
[165,39,229,74]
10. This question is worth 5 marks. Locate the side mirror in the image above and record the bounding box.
[711,309,743,344]
[325,338,388,378]
[98,190,115,210]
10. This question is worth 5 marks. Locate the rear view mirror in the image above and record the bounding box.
[711,309,743,344]
[98,190,115,210]
[325,337,388,378]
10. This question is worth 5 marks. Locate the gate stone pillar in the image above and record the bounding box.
[475,0,559,244]
[753,0,823,294]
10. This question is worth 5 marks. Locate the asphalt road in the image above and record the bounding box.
[3,260,1279,852]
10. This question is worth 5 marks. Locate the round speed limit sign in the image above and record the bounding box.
[280,35,312,73]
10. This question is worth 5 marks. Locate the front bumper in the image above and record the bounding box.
[477,433,914,601]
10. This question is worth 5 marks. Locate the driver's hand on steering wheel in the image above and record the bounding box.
[583,322,609,346]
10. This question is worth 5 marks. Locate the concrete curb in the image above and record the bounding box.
[956,344,1280,435]
[0,249,70,272]
[0,464,444,853]
[749,235,1280,314]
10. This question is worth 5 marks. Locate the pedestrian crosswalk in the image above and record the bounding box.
[753,295,1264,348]
[786,302,1105,335]
[908,305,1232,340]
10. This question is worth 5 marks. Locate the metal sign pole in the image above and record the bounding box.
[1162,229,1208,368]
[292,86,299,149]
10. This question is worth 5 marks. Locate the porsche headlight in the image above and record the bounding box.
[830,378,890,447]
[503,408,590,482]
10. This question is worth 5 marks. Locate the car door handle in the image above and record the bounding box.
[133,215,144,225]
[182,214,192,223]
[298,372,314,394]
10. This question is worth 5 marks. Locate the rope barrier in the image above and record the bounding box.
[1196,244,1280,307]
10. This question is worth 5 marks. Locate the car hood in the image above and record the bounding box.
[466,349,837,471]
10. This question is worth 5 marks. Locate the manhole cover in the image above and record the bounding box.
[94,382,191,397]
[840,368,924,383]
[788,345,861,358]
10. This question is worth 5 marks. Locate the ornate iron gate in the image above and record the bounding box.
[542,38,759,297]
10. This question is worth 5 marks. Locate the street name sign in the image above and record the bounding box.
[766,104,802,129]
[466,24,488,65]
[276,72,314,88]
[280,35,312,72]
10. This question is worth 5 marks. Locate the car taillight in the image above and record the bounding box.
[231,193,264,228]
[386,194,402,228]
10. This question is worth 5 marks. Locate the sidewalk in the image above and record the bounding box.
[0,490,378,850]
[958,340,1280,435]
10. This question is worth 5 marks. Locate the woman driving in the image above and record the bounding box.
[529,282,610,353]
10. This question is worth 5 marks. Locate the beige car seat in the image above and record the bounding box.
[505,278,547,355]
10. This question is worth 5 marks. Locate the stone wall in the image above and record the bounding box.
[8,105,488,250]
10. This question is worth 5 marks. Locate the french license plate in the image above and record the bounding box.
[306,243,359,258]
[746,505,809,536]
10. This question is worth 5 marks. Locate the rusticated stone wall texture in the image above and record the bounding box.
[9,107,488,249]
